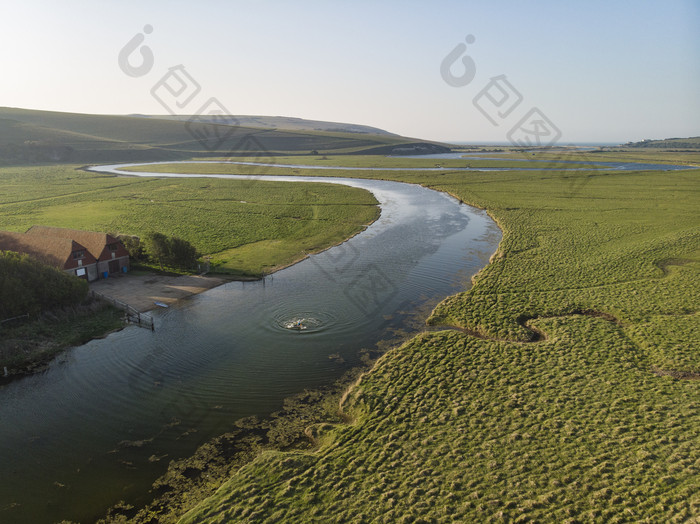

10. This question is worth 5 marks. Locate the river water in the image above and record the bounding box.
[0,169,501,523]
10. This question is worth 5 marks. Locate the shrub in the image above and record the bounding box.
[0,251,87,318]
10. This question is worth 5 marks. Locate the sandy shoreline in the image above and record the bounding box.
[89,273,232,313]
[88,221,377,314]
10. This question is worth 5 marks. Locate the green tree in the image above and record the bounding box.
[143,233,199,271]
[118,234,146,261]
[144,232,170,271]
[168,236,199,270]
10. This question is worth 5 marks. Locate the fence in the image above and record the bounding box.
[89,290,154,331]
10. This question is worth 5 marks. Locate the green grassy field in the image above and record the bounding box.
[2,139,699,521]
[121,148,700,179]
[176,156,700,522]
[123,154,604,172]
[524,149,700,166]
[0,165,379,276]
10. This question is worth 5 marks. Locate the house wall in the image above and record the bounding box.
[62,253,98,271]
[65,262,98,281]
[94,242,130,262]
[63,249,98,280]
[96,255,129,276]
[87,264,99,281]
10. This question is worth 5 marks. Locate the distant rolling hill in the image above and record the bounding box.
[622,136,700,149]
[0,107,449,165]
[141,114,399,136]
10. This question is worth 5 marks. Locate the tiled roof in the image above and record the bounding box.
[25,226,120,260]
[0,231,95,268]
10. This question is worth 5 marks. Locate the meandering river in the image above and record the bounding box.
[0,166,501,523]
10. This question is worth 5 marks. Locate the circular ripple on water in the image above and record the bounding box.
[271,310,337,334]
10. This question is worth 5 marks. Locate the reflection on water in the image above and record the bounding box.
[0,173,500,523]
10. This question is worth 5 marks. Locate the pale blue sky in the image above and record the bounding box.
[1,0,698,143]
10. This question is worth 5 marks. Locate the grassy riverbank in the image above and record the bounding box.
[0,301,124,376]
[0,165,379,276]
[0,251,125,376]
[0,164,378,378]
[2,153,698,521]
[179,155,699,522]
[121,155,603,171]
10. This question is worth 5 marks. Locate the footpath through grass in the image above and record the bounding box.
[181,159,700,522]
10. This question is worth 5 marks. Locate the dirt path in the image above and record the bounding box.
[89,274,230,312]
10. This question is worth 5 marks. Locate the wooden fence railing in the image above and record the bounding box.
[89,290,154,331]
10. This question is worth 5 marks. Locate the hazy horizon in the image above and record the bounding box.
[2,1,698,144]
